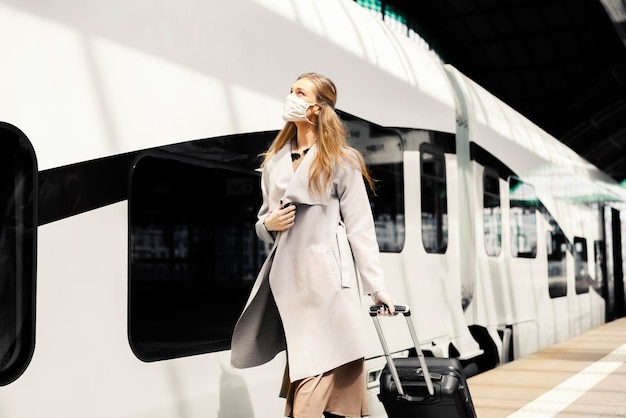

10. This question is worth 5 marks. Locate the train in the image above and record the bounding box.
[1,0,625,416]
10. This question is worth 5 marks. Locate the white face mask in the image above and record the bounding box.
[282,93,317,124]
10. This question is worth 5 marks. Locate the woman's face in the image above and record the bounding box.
[290,78,320,124]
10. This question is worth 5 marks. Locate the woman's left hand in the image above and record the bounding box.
[372,291,395,316]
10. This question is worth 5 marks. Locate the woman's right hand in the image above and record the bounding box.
[264,202,296,232]
[372,291,396,316]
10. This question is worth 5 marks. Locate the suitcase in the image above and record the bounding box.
[369,305,477,418]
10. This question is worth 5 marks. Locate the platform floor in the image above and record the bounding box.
[467,318,626,417]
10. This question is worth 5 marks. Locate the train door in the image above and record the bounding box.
[603,206,625,320]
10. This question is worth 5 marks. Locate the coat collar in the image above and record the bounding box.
[271,141,330,206]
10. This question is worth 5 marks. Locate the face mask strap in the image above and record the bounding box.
[305,105,318,126]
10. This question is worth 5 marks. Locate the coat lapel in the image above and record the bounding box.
[281,143,330,206]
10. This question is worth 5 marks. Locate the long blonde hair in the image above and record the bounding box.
[262,72,374,196]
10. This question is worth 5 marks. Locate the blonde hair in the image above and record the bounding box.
[262,72,374,196]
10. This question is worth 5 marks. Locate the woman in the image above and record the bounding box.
[231,72,395,418]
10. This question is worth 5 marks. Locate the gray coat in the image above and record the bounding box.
[230,142,386,382]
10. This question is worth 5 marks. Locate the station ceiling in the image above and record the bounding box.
[381,0,626,184]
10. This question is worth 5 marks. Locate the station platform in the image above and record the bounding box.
[467,318,626,417]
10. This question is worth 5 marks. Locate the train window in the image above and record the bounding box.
[483,168,501,256]
[343,115,405,252]
[592,240,604,293]
[420,144,447,253]
[574,237,590,294]
[547,223,568,298]
[0,123,37,386]
[509,177,537,258]
[128,152,264,361]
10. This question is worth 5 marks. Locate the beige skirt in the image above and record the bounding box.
[281,358,369,418]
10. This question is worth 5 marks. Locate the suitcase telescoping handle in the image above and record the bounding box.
[369,305,435,398]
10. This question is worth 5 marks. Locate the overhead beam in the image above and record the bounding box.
[599,0,626,47]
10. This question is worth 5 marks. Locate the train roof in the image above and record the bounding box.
[1,0,454,170]
[382,0,626,184]
[445,64,626,204]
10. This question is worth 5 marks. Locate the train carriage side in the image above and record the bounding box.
[0,0,487,417]
[444,65,621,364]
[3,0,623,416]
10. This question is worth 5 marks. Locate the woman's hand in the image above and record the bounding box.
[264,202,296,232]
[372,290,395,316]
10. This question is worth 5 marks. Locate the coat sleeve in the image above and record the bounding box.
[335,156,386,295]
[255,166,276,244]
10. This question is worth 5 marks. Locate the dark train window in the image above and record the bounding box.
[483,168,501,256]
[128,152,264,361]
[509,177,537,258]
[574,237,590,294]
[592,240,604,293]
[420,144,447,253]
[547,221,567,298]
[0,123,37,385]
[345,116,404,252]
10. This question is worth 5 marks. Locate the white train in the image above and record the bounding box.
[2,0,625,416]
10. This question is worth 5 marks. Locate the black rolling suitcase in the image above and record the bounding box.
[369,305,477,418]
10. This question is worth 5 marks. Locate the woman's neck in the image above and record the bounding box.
[294,125,317,150]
